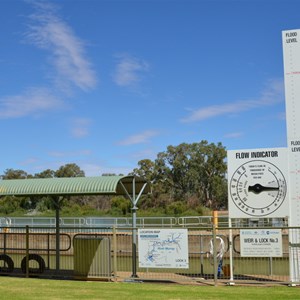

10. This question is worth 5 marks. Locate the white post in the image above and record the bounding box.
[228,218,235,285]
[282,29,300,284]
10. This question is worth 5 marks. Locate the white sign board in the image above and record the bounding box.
[282,29,300,283]
[138,229,189,269]
[228,147,289,218]
[282,29,300,227]
[240,229,282,257]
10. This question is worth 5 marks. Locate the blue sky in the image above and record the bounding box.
[0,0,298,176]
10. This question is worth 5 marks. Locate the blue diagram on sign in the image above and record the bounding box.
[138,229,189,268]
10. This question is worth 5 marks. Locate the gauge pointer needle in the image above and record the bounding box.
[248,184,279,194]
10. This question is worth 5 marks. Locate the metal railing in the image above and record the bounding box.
[0,216,289,229]
[0,223,298,286]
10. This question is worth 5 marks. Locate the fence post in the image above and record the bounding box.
[228,218,235,285]
[26,225,29,278]
[212,224,218,286]
[3,229,7,255]
[213,211,218,229]
[200,235,204,276]
[53,196,63,274]
[113,226,118,281]
[131,206,138,278]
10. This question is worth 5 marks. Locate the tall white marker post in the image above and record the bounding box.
[282,29,300,284]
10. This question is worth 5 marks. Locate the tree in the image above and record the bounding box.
[0,140,228,216]
[34,169,55,178]
[1,168,31,179]
[102,173,117,176]
[0,169,34,211]
[0,196,20,214]
[153,140,228,210]
[155,143,194,199]
[55,163,85,178]
[131,159,156,182]
[111,196,131,215]
[131,158,173,210]
[188,141,227,209]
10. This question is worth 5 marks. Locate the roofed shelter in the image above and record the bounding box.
[0,175,150,277]
[0,175,149,196]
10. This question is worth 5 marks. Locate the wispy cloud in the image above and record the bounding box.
[181,79,284,123]
[26,0,97,91]
[131,148,157,159]
[224,132,244,139]
[48,149,92,157]
[113,54,149,87]
[0,1,97,120]
[70,118,92,138]
[0,87,64,118]
[20,157,39,166]
[118,130,159,146]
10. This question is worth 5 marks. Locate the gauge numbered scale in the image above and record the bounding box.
[228,148,289,218]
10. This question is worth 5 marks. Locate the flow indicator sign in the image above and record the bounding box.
[228,148,289,218]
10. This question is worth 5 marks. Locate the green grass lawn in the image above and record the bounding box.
[0,277,299,300]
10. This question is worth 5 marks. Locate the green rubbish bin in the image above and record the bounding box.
[73,234,111,278]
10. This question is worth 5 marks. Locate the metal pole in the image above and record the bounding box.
[55,204,60,273]
[119,177,148,279]
[26,225,29,278]
[53,196,61,274]
[212,224,218,286]
[131,207,138,278]
[200,235,204,276]
[228,218,235,285]
[113,226,118,280]
[131,178,138,278]
[213,210,218,229]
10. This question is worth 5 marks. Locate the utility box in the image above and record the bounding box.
[73,234,111,278]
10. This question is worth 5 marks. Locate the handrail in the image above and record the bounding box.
[0,216,289,229]
[0,232,72,252]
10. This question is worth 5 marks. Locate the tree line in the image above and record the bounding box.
[0,140,228,217]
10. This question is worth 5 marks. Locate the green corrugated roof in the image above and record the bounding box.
[0,176,149,196]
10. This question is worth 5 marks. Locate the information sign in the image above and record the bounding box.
[228,148,289,218]
[138,229,189,269]
[240,229,282,257]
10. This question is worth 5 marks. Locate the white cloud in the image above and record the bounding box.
[118,130,159,146]
[20,157,39,166]
[224,132,244,139]
[48,149,92,157]
[113,54,149,87]
[26,0,97,91]
[0,87,64,118]
[181,79,284,123]
[130,148,157,160]
[0,1,98,120]
[70,118,92,138]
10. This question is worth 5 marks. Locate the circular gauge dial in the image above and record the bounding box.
[230,160,287,217]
